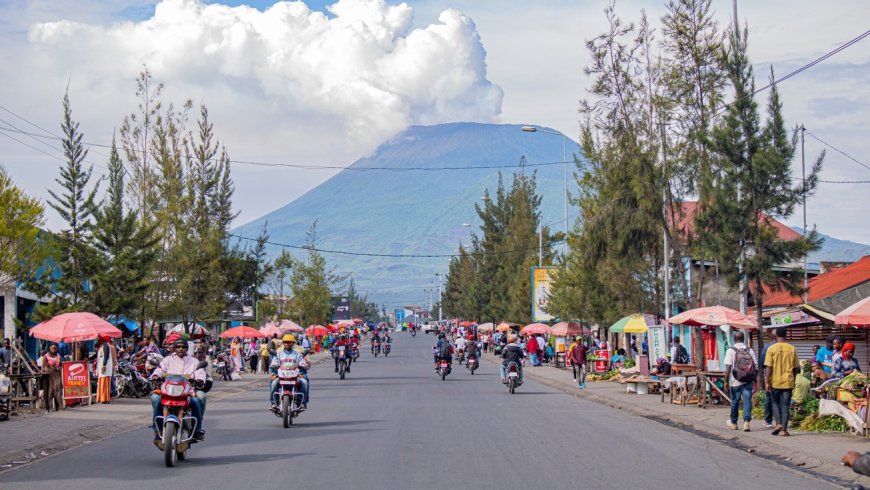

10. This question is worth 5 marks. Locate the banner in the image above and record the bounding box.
[531,267,557,322]
[62,361,91,401]
[648,326,668,365]
[332,297,350,321]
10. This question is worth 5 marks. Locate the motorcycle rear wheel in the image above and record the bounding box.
[509,379,516,394]
[163,424,178,467]
[441,370,446,381]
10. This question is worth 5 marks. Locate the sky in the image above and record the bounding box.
[0,0,868,244]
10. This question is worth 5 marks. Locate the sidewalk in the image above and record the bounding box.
[0,350,331,472]
[483,354,870,487]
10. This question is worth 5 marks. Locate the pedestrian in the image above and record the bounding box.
[764,326,800,436]
[95,336,116,404]
[248,339,260,373]
[759,329,776,428]
[526,335,539,366]
[629,335,638,358]
[41,344,64,411]
[536,334,547,364]
[0,338,10,369]
[230,337,243,376]
[724,331,757,432]
[259,339,270,373]
[567,336,588,389]
[641,336,648,356]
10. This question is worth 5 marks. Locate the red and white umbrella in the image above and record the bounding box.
[836,297,870,327]
[669,305,758,330]
[29,312,123,343]
[259,325,284,337]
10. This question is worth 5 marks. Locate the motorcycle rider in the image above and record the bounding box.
[332,334,351,373]
[434,333,453,373]
[500,335,526,385]
[465,334,479,365]
[371,331,382,354]
[454,335,467,360]
[269,334,310,411]
[150,339,207,443]
[383,332,393,352]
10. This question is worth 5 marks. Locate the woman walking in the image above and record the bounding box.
[248,340,260,374]
[230,337,243,377]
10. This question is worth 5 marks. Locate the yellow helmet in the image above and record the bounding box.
[282,334,296,343]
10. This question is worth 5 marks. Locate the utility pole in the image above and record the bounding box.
[538,225,543,266]
[733,0,747,316]
[801,125,808,303]
[660,123,671,330]
[436,273,443,322]
[562,134,569,259]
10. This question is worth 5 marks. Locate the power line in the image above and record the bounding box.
[230,233,565,259]
[805,131,870,173]
[718,29,870,114]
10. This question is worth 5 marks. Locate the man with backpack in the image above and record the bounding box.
[724,330,758,432]
[670,337,690,364]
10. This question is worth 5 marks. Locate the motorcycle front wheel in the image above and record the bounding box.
[163,423,178,467]
[282,395,291,428]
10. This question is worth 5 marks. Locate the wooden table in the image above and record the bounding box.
[695,371,731,409]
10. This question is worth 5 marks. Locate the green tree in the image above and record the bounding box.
[45,91,100,313]
[0,167,45,290]
[89,137,159,318]
[120,67,163,223]
[704,27,823,367]
[291,222,337,327]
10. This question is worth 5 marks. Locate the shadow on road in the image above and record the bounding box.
[188,451,314,467]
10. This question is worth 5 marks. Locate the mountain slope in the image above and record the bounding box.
[791,227,870,263]
[233,122,579,308]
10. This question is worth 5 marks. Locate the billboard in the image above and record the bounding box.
[531,266,557,322]
[332,297,350,321]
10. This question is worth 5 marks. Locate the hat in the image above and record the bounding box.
[282,334,296,343]
[843,342,856,353]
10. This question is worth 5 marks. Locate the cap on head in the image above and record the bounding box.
[575,336,582,342]
[174,339,187,348]
[282,334,296,343]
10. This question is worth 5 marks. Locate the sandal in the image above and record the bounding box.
[771,425,783,436]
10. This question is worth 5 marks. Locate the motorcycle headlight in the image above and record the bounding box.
[164,384,185,397]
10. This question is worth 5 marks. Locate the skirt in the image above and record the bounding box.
[96,376,111,403]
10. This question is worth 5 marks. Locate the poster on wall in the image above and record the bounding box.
[62,361,91,401]
[648,326,668,366]
[531,267,557,322]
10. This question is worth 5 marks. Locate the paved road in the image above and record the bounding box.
[2,334,834,489]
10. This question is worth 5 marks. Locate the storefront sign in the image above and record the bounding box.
[531,267,557,322]
[594,349,610,372]
[648,326,668,364]
[62,361,91,400]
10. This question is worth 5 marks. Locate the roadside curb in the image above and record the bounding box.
[0,351,332,474]
[480,355,867,488]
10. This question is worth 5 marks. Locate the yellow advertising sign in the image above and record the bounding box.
[531,267,557,322]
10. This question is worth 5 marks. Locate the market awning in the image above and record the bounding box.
[107,315,140,332]
[801,303,835,322]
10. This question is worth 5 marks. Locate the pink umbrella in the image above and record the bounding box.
[259,325,284,337]
[551,321,589,337]
[29,312,123,343]
[521,323,552,336]
[669,305,758,330]
[219,326,264,339]
[835,297,870,327]
[278,320,304,332]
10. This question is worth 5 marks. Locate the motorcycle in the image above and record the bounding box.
[411,329,416,338]
[115,361,151,398]
[466,355,478,375]
[153,374,200,467]
[456,349,465,364]
[371,343,380,357]
[438,359,451,381]
[272,359,305,427]
[384,342,391,357]
[336,345,349,380]
[215,350,231,381]
[506,362,522,394]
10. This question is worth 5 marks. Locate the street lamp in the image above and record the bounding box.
[521,126,569,256]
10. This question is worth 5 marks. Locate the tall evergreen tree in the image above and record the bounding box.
[0,167,45,291]
[292,222,337,327]
[90,137,158,318]
[705,27,823,368]
[45,91,100,313]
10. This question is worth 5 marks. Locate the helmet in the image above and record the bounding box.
[173,339,187,348]
[575,336,582,342]
[282,334,296,343]
[340,334,347,340]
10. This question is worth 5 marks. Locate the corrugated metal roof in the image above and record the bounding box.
[764,256,870,307]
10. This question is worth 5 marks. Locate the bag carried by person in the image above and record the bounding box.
[731,347,757,383]
[675,345,690,364]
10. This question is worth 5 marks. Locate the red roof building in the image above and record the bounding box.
[670,201,802,242]
[764,255,870,311]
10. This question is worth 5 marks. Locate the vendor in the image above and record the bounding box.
[832,343,861,379]
[610,348,626,370]
[652,357,671,376]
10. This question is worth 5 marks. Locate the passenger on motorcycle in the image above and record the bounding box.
[371,333,381,353]
[383,332,393,347]
[465,335,479,361]
[500,335,526,384]
[434,333,454,373]
[150,339,207,443]
[269,334,310,411]
[332,335,351,373]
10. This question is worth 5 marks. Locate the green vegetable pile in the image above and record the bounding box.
[799,413,851,432]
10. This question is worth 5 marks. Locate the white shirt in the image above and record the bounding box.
[455,338,467,350]
[723,342,758,387]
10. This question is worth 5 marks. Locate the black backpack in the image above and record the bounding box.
[731,347,757,383]
[675,345,690,364]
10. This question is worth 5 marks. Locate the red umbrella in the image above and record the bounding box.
[163,332,183,346]
[352,318,364,325]
[836,297,870,327]
[551,321,588,337]
[219,326,264,339]
[29,312,122,343]
[259,325,284,337]
[306,325,329,337]
[521,323,552,335]
[459,320,476,327]
[669,305,758,330]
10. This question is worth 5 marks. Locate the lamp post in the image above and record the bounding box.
[521,126,569,256]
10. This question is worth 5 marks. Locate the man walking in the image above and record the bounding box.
[567,336,588,389]
[764,327,801,436]
[724,331,757,432]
